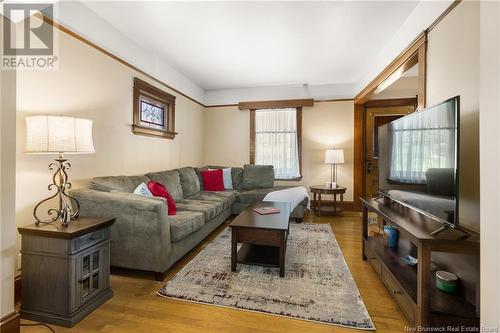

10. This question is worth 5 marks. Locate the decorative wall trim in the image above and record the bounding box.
[34,13,206,108]
[205,98,353,109]
[314,98,354,103]
[239,99,314,110]
[427,0,462,32]
[205,104,239,108]
[0,311,20,333]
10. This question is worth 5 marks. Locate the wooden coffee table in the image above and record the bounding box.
[229,202,291,277]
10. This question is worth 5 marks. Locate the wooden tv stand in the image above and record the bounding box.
[361,197,479,328]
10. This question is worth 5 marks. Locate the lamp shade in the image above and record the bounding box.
[324,148,344,164]
[25,115,95,154]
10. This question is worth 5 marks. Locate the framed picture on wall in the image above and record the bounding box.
[132,77,177,139]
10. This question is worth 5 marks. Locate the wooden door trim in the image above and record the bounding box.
[354,32,427,106]
[353,32,427,211]
[363,97,417,108]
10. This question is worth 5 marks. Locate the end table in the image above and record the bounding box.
[309,185,347,216]
[18,217,114,327]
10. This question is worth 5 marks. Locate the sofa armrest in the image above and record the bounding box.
[70,189,171,272]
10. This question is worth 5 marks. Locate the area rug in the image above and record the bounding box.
[158,223,375,330]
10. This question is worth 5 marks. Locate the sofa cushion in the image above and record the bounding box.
[231,167,244,190]
[242,164,274,189]
[236,186,297,204]
[175,198,225,220]
[177,167,201,197]
[188,191,237,210]
[169,210,205,242]
[236,188,277,204]
[90,175,150,193]
[145,170,183,202]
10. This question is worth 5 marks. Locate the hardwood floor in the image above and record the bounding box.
[21,213,408,333]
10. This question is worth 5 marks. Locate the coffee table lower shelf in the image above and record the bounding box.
[237,244,280,268]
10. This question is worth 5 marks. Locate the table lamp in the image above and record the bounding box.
[324,148,344,188]
[25,115,95,227]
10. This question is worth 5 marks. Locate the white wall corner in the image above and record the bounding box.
[354,0,453,96]
[49,0,206,104]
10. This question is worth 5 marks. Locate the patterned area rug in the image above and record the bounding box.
[158,223,375,330]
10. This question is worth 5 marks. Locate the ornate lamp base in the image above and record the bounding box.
[33,156,80,227]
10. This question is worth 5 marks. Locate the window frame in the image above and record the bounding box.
[132,77,177,139]
[249,107,303,181]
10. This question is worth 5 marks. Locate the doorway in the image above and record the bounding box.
[352,32,427,210]
[363,104,415,198]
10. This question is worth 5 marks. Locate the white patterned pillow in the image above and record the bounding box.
[222,168,233,190]
[133,182,153,197]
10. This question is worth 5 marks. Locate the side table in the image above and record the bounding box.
[18,217,115,327]
[309,185,347,216]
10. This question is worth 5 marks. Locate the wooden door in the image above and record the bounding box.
[364,105,415,198]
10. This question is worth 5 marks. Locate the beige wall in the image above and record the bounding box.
[480,0,500,327]
[426,1,479,231]
[204,101,355,201]
[0,53,17,318]
[15,21,206,251]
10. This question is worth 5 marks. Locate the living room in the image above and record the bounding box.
[1,1,499,332]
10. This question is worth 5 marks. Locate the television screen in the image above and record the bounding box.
[377,96,459,227]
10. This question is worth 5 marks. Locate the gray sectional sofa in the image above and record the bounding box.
[70,165,308,280]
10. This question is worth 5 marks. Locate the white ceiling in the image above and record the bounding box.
[82,1,419,91]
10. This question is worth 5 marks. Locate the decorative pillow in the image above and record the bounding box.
[133,182,153,197]
[207,167,233,190]
[200,169,225,191]
[147,181,176,215]
[177,167,201,197]
[222,168,233,190]
[242,164,274,189]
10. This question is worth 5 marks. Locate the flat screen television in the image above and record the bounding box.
[377,96,459,231]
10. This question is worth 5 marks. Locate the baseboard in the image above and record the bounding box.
[310,200,354,212]
[0,311,20,333]
[14,275,21,305]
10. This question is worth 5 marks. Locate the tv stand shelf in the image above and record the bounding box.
[361,197,479,328]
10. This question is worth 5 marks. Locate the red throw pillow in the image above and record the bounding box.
[200,169,225,191]
[147,181,176,216]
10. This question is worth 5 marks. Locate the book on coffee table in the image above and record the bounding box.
[253,207,281,215]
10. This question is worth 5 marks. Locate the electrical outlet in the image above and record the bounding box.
[16,253,22,271]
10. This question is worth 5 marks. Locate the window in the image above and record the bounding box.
[250,108,302,180]
[132,78,176,139]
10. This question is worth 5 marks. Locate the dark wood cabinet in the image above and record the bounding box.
[18,217,114,327]
[361,197,479,328]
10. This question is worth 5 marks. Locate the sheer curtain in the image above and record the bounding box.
[389,101,456,184]
[255,108,300,179]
